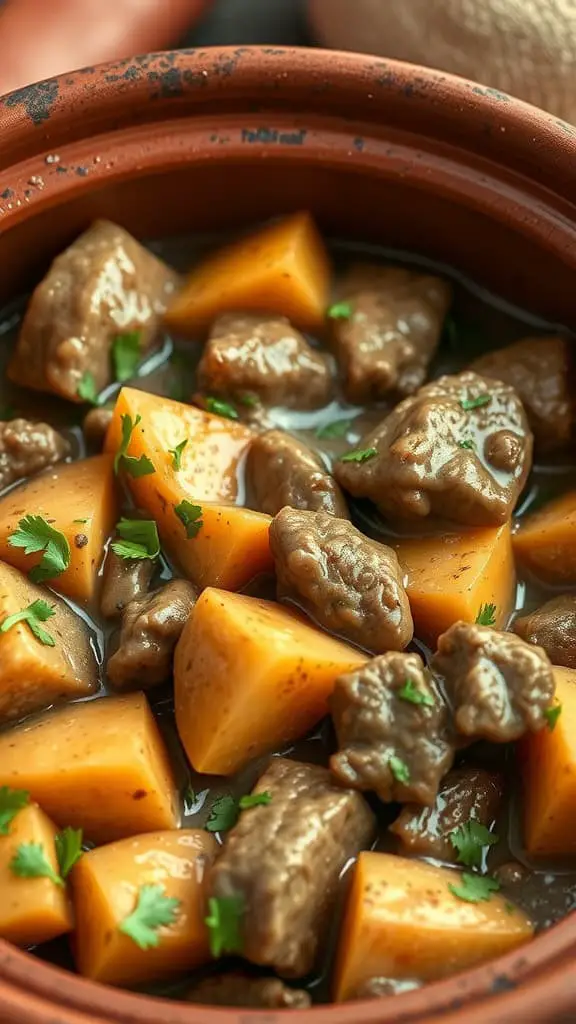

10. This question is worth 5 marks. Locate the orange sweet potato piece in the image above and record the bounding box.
[333,851,533,1002]
[513,491,576,583]
[521,667,576,856]
[164,212,331,335]
[174,588,366,775]
[105,387,272,589]
[395,524,515,645]
[0,454,118,603]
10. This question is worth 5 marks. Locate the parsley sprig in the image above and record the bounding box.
[114,414,155,477]
[175,501,203,539]
[205,895,244,957]
[238,792,272,810]
[0,599,56,646]
[476,603,497,626]
[450,820,499,870]
[205,397,238,420]
[8,516,70,585]
[206,795,238,833]
[327,301,353,320]
[11,842,64,887]
[112,331,141,383]
[398,678,434,707]
[55,827,84,878]
[340,447,377,464]
[119,884,180,949]
[111,518,160,560]
[77,371,103,405]
[389,756,410,784]
[449,872,500,903]
[0,786,29,835]
[168,439,188,471]
[544,702,562,732]
[460,394,491,412]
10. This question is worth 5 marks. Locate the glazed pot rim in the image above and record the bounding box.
[0,44,574,1024]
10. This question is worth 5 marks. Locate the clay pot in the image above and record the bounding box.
[0,46,575,1024]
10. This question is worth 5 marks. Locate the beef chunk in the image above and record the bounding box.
[100,549,154,620]
[246,430,349,517]
[330,652,454,805]
[514,596,576,670]
[186,973,311,1009]
[390,766,503,861]
[433,621,555,742]
[332,263,452,403]
[83,406,113,448]
[197,313,332,409]
[334,371,532,526]
[0,418,69,491]
[470,336,573,452]
[269,508,413,652]
[9,221,180,402]
[208,757,374,977]
[107,580,197,689]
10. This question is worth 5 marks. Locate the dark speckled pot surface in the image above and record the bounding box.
[0,45,575,1024]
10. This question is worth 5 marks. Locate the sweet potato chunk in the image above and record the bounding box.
[174,588,366,775]
[395,524,515,644]
[333,852,533,1002]
[0,561,97,723]
[513,491,576,584]
[165,212,331,335]
[0,803,73,946]
[105,388,273,589]
[0,693,179,844]
[72,829,217,986]
[521,667,576,856]
[0,455,118,603]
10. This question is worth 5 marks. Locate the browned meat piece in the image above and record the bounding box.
[107,580,197,689]
[390,766,503,861]
[246,430,349,518]
[470,336,573,452]
[100,549,154,620]
[269,508,413,653]
[433,621,555,742]
[208,757,374,977]
[0,418,69,491]
[334,371,533,526]
[331,263,452,403]
[350,977,422,1000]
[9,221,180,403]
[197,313,332,409]
[83,406,113,448]
[330,652,454,806]
[186,973,311,1009]
[514,596,576,670]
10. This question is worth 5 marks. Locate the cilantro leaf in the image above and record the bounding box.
[0,786,29,835]
[449,872,500,904]
[112,331,141,383]
[77,371,101,405]
[340,447,377,464]
[8,516,71,585]
[460,394,491,411]
[205,397,239,420]
[119,884,180,949]
[206,794,238,832]
[168,439,188,471]
[476,603,497,626]
[10,842,63,887]
[114,413,155,478]
[111,518,160,560]
[389,756,410,784]
[55,827,84,879]
[458,439,476,450]
[0,598,56,646]
[205,895,244,957]
[239,792,272,810]
[316,419,353,440]
[327,301,353,320]
[449,820,499,869]
[544,702,562,732]
[397,678,435,707]
[175,500,203,539]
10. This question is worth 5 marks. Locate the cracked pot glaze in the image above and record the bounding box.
[0,45,575,1024]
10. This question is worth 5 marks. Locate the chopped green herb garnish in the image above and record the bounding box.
[458,439,476,450]
[544,702,562,732]
[175,500,203,539]
[183,785,196,808]
[119,884,180,949]
[316,419,353,440]
[327,301,353,320]
[112,331,141,383]
[10,842,64,887]
[111,518,160,560]
[205,397,238,420]
[449,821,499,870]
[0,598,56,646]
[8,516,71,585]
[205,895,244,957]
[206,794,238,833]
[340,447,377,464]
[475,603,497,626]
[0,787,29,835]
[77,371,101,405]
[397,678,435,707]
[55,827,84,879]
[389,756,410,784]
[114,413,155,477]
[239,792,272,810]
[449,872,500,904]
[168,439,188,471]
[238,393,259,408]
[460,394,491,411]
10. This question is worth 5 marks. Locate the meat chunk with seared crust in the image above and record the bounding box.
[0,418,69,491]
[186,974,311,1009]
[432,621,555,742]
[330,652,454,806]
[246,430,348,517]
[100,549,154,620]
[334,371,532,526]
[207,757,375,977]
[514,596,576,670]
[331,263,452,403]
[269,508,413,652]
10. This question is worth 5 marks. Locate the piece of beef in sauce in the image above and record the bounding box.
[197,313,332,409]
[514,596,576,670]
[186,974,311,1009]
[9,220,180,402]
[330,652,455,806]
[107,580,197,689]
[0,418,69,491]
[470,336,573,452]
[390,766,503,862]
[269,507,413,653]
[100,548,154,620]
[433,621,555,742]
[334,371,533,526]
[83,406,114,449]
[208,757,375,978]
[331,263,452,403]
[246,430,349,518]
